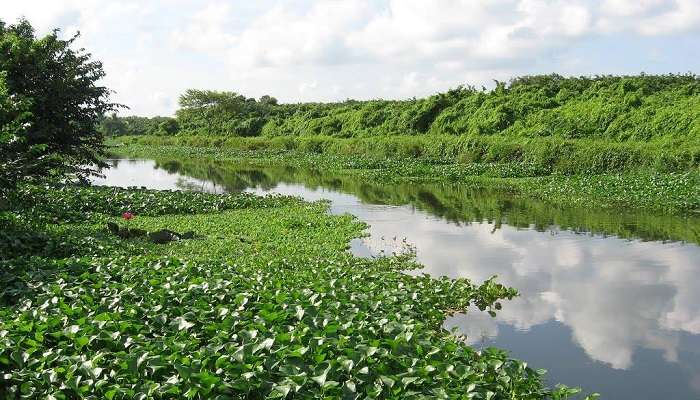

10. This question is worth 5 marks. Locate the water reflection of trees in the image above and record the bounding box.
[152,158,700,244]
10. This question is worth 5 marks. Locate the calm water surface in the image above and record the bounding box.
[94,158,700,399]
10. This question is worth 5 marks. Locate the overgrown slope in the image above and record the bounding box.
[108,74,700,146]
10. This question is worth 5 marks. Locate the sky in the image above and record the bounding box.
[3,0,700,116]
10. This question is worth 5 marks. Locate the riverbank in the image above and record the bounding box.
[0,184,595,399]
[110,136,700,215]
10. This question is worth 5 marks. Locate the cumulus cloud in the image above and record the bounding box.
[224,1,372,68]
[171,2,237,52]
[2,0,699,115]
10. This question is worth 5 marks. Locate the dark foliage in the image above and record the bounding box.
[98,114,178,136]
[0,18,118,189]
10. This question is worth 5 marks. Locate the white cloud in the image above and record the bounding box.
[2,0,699,115]
[597,0,700,35]
[298,80,318,94]
[223,1,371,68]
[602,0,672,17]
[171,2,237,52]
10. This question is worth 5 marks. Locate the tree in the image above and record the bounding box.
[0,18,119,188]
[259,95,278,106]
[158,118,179,135]
[177,89,249,134]
[99,113,127,136]
[0,71,42,188]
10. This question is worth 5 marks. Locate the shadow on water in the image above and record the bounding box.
[94,158,700,400]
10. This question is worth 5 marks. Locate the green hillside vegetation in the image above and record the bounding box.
[107,74,700,143]
[99,114,179,137]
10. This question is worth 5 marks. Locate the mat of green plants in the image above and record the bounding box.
[0,185,599,399]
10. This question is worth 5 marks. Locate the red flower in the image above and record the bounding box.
[122,212,134,220]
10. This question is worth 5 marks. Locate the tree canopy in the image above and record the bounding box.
[0,18,118,188]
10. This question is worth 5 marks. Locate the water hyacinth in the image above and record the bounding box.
[0,185,598,398]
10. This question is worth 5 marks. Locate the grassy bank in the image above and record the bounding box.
[0,185,595,398]
[122,134,699,175]
[110,138,700,215]
[105,74,700,218]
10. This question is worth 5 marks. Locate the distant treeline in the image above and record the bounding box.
[99,115,179,136]
[101,74,700,143]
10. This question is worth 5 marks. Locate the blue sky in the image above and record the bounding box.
[3,0,700,116]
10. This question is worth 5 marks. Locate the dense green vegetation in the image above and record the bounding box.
[107,74,700,143]
[103,75,700,184]
[105,75,700,220]
[0,185,596,399]
[122,131,699,175]
[112,142,700,215]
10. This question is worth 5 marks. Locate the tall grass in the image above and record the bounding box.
[109,74,700,175]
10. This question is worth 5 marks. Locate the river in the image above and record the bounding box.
[93,158,700,399]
